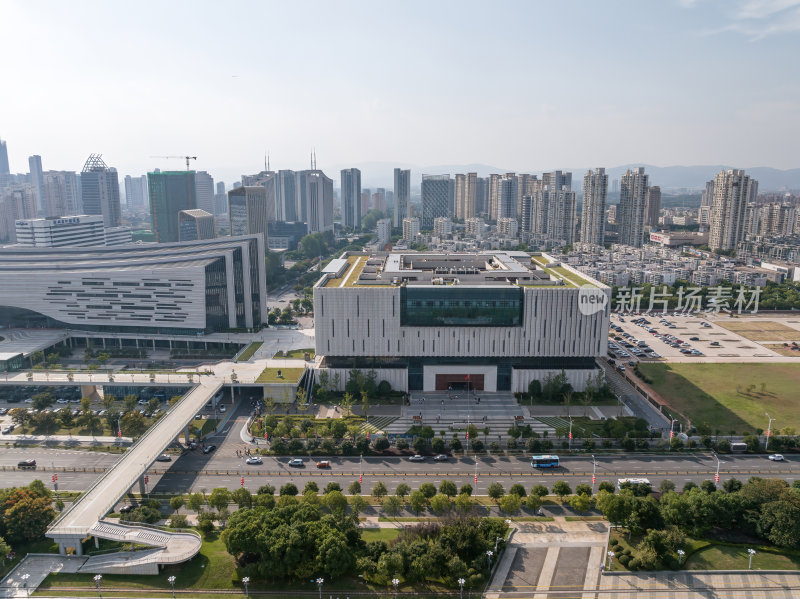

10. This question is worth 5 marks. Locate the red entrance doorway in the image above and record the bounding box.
[435,374,485,391]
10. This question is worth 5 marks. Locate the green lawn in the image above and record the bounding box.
[37,535,237,593]
[273,348,315,360]
[686,544,800,571]
[549,265,593,287]
[235,342,262,362]
[361,528,402,543]
[255,367,304,383]
[1,539,58,580]
[190,418,220,437]
[638,362,800,433]
[608,529,800,573]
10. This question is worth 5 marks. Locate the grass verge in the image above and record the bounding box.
[255,367,304,384]
[686,544,800,571]
[235,342,262,362]
[273,348,315,360]
[637,362,800,432]
[361,528,402,543]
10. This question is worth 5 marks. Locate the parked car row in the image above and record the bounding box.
[612,315,706,357]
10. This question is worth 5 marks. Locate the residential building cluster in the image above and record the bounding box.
[239,165,335,248]
[562,243,796,289]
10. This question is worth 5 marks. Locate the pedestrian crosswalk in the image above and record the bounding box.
[381,392,555,439]
[360,416,398,435]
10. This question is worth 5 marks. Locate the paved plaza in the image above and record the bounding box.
[487,518,800,598]
[487,518,607,599]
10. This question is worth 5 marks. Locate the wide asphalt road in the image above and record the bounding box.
[2,447,797,495]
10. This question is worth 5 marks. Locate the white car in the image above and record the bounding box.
[246,456,262,465]
[768,454,785,461]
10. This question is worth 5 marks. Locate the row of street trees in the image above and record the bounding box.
[9,391,166,438]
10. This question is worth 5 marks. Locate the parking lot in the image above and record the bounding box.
[608,312,786,365]
[0,385,199,437]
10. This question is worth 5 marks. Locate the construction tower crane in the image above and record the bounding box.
[150,155,197,170]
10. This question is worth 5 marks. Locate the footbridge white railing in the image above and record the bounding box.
[47,381,222,542]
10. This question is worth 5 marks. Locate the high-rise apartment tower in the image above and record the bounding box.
[580,168,608,248]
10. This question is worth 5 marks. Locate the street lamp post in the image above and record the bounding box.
[607,551,615,570]
[168,575,176,598]
[668,418,677,450]
[494,535,502,554]
[458,577,466,599]
[591,454,597,494]
[713,451,724,487]
[486,549,494,573]
[747,548,756,569]
[21,573,30,598]
[568,417,573,452]
[94,574,103,598]
[677,549,685,566]
[242,576,250,598]
[391,577,399,599]
[316,577,324,599]
[765,413,775,451]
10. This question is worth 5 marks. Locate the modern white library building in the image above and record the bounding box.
[314,251,610,393]
[0,235,267,335]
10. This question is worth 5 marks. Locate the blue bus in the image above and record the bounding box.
[530,455,560,468]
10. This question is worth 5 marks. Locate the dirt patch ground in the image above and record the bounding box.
[716,320,800,342]
[762,343,800,357]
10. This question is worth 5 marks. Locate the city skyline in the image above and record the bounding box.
[1,0,799,184]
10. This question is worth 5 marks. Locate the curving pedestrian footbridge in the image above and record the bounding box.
[76,521,201,574]
[46,380,222,570]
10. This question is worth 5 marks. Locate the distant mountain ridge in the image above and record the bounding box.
[326,161,800,192]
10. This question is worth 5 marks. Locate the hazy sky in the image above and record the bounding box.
[1,0,799,183]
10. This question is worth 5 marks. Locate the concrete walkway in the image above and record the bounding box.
[489,518,609,598]
[0,554,86,598]
[598,570,800,598]
[0,434,132,445]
